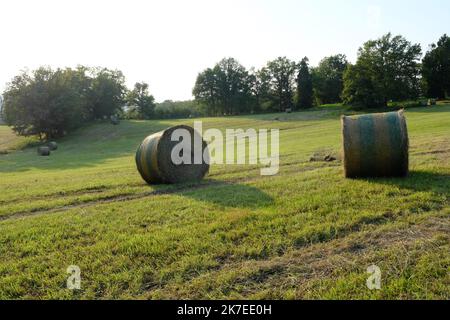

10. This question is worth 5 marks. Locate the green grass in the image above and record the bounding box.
[0,125,39,155]
[0,105,449,299]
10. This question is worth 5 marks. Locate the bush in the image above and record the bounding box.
[154,100,203,119]
[388,100,425,109]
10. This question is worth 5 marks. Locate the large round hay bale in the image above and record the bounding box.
[342,110,409,178]
[47,141,58,151]
[37,146,51,156]
[135,125,210,184]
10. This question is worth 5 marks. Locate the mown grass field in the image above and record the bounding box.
[0,104,449,299]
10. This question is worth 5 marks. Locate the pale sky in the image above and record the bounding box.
[0,0,449,102]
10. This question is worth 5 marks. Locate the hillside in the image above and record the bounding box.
[0,105,449,299]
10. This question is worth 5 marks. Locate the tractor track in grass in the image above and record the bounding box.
[0,154,323,205]
[140,214,450,299]
[0,162,341,222]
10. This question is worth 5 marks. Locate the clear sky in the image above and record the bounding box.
[0,0,448,102]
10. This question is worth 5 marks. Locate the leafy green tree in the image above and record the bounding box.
[126,82,155,119]
[249,67,274,112]
[342,63,385,108]
[2,67,89,139]
[214,58,252,115]
[265,57,297,112]
[193,58,252,116]
[343,33,422,107]
[88,68,126,119]
[193,68,219,116]
[422,34,450,99]
[312,54,348,104]
[2,66,130,138]
[296,57,313,108]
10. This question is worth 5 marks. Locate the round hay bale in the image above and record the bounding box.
[37,146,51,156]
[111,115,120,125]
[47,141,58,151]
[135,125,209,184]
[342,110,409,178]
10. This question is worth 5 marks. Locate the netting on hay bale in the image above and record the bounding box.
[47,141,58,150]
[37,146,51,156]
[135,125,209,184]
[341,110,409,178]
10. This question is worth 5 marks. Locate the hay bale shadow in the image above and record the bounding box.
[365,170,450,196]
[152,180,274,209]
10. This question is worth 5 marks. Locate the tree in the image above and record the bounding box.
[126,82,155,119]
[265,57,297,112]
[214,58,252,115]
[312,54,348,104]
[342,63,385,108]
[193,58,252,116]
[296,57,313,108]
[193,68,219,116]
[248,67,271,113]
[2,66,129,139]
[88,68,126,119]
[2,67,89,139]
[422,34,450,99]
[342,33,422,107]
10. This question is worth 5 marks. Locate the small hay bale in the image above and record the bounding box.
[37,146,51,156]
[341,110,409,178]
[135,125,209,184]
[47,141,58,151]
[111,115,120,125]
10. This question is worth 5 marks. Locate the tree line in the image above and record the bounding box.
[1,33,449,139]
[194,33,449,115]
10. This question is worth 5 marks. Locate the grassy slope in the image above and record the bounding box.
[0,125,38,154]
[0,105,448,299]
